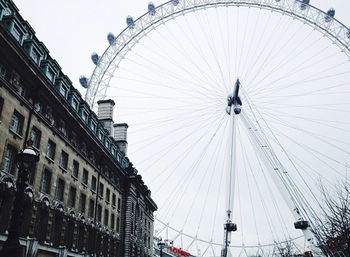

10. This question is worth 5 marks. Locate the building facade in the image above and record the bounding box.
[0,0,157,256]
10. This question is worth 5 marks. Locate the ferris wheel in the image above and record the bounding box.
[81,1,350,256]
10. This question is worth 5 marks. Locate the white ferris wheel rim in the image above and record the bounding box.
[85,0,350,108]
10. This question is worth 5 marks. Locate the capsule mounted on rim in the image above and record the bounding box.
[148,2,156,15]
[107,33,116,45]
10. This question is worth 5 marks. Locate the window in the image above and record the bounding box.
[91,176,97,192]
[46,68,55,82]
[9,110,24,135]
[80,193,86,214]
[31,49,40,64]
[1,144,17,174]
[116,217,120,232]
[90,122,96,132]
[30,126,41,149]
[106,188,110,203]
[98,131,103,140]
[104,209,109,226]
[46,140,56,160]
[117,198,121,211]
[71,99,78,110]
[11,25,22,42]
[59,85,68,97]
[98,183,104,198]
[112,194,116,207]
[0,64,7,79]
[88,199,95,218]
[131,202,134,213]
[59,151,68,170]
[56,178,65,201]
[81,111,87,121]
[0,97,4,119]
[68,186,76,208]
[97,204,102,222]
[40,169,52,194]
[82,169,88,186]
[72,160,79,178]
[111,213,115,230]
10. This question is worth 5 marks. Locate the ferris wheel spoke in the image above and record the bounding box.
[116,51,225,100]
[252,62,350,98]
[249,35,328,96]
[243,14,297,88]
[156,114,228,223]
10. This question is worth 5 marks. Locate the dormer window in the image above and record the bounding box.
[105,140,110,149]
[81,111,88,121]
[98,131,103,141]
[90,122,96,132]
[46,68,55,82]
[71,99,78,110]
[31,49,40,64]
[11,25,22,42]
[59,85,68,98]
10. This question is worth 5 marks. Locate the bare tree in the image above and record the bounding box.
[317,180,350,257]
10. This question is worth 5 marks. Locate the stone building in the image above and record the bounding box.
[0,0,157,256]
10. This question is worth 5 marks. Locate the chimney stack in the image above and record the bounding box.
[97,99,115,135]
[114,123,128,156]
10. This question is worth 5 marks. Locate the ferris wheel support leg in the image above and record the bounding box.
[240,112,325,257]
[222,79,241,257]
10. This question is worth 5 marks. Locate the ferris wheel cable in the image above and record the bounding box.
[243,13,299,88]
[131,106,225,163]
[124,103,224,135]
[126,42,226,100]
[139,30,225,95]
[193,9,229,92]
[236,7,251,79]
[251,68,350,99]
[239,8,262,80]
[250,67,350,101]
[240,10,275,82]
[248,32,330,95]
[249,40,337,96]
[234,6,240,78]
[180,116,229,231]
[195,123,229,237]
[261,112,350,154]
[164,114,229,224]
[269,126,349,182]
[259,100,350,118]
[189,7,229,91]
[115,52,225,101]
[167,14,229,93]
[262,109,350,144]
[150,111,227,198]
[112,54,226,99]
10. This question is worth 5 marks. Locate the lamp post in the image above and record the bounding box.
[0,143,39,257]
[157,241,166,257]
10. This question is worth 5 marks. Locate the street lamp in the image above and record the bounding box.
[0,142,39,257]
[157,241,166,257]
